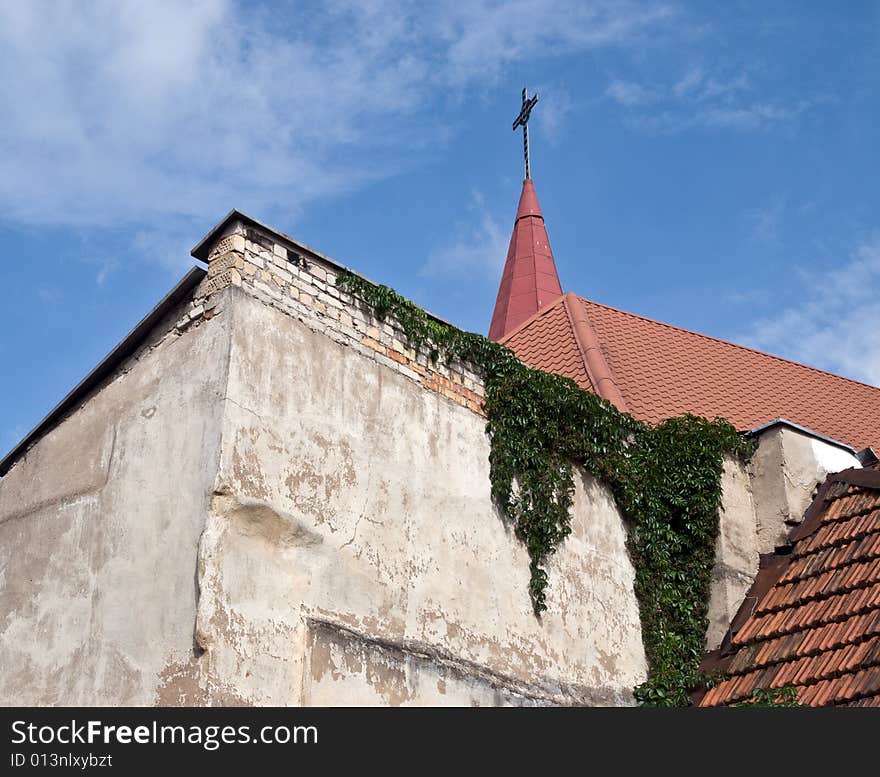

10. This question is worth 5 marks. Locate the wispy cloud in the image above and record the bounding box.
[94,259,119,287]
[431,0,678,85]
[420,191,508,281]
[672,65,749,102]
[697,100,812,131]
[723,287,773,307]
[606,63,810,133]
[36,287,61,305]
[740,234,880,386]
[606,79,657,107]
[0,0,678,238]
[131,227,198,274]
[745,194,787,246]
[534,84,574,145]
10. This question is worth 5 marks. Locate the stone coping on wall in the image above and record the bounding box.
[195,219,487,416]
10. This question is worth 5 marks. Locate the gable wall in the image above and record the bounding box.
[0,293,233,704]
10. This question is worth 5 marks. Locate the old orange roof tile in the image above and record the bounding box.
[700,469,880,707]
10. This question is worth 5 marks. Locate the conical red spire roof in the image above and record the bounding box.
[488,179,563,341]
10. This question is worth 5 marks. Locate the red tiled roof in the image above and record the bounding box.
[488,179,563,341]
[502,293,880,450]
[700,467,880,707]
[501,294,585,383]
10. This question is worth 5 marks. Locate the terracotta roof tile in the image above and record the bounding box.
[502,297,595,392]
[503,294,880,449]
[779,532,880,585]
[701,470,880,707]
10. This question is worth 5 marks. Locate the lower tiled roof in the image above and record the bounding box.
[700,467,880,707]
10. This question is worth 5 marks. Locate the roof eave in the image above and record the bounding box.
[746,417,858,456]
[0,267,207,478]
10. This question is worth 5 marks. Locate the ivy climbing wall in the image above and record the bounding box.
[0,213,855,707]
[194,217,763,706]
[197,285,649,705]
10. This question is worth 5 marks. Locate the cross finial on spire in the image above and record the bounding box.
[512,87,539,180]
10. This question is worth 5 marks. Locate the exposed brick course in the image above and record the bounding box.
[197,220,486,415]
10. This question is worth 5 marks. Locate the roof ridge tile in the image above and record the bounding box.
[562,293,628,412]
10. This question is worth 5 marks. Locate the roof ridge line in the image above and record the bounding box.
[562,293,629,413]
[790,469,879,545]
[579,295,880,394]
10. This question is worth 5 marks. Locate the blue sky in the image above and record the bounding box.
[2,0,880,456]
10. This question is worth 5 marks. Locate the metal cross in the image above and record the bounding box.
[512,87,539,180]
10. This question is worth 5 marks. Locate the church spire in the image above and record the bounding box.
[488,89,563,342]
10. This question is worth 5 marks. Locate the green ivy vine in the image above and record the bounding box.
[733,686,801,707]
[335,271,753,706]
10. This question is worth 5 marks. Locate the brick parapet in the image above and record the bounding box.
[194,221,486,415]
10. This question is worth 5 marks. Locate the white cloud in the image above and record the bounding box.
[606,79,658,106]
[0,0,404,228]
[37,287,61,305]
[430,0,677,85]
[745,195,787,246]
[94,259,119,287]
[671,66,705,98]
[741,235,880,386]
[131,226,201,274]
[0,0,677,236]
[420,191,508,281]
[534,84,574,145]
[698,99,811,130]
[606,62,808,133]
[672,66,749,102]
[723,288,772,307]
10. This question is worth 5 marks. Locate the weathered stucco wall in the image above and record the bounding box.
[750,426,860,554]
[1,213,864,706]
[185,287,647,706]
[705,427,860,651]
[0,266,648,706]
[0,296,232,705]
[706,457,759,651]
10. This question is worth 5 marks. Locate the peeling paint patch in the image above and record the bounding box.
[156,658,207,706]
[230,435,271,500]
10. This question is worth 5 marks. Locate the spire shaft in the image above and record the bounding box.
[488,179,563,341]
